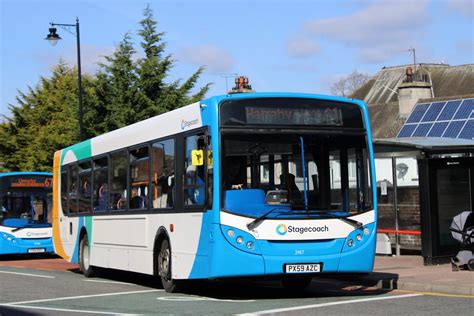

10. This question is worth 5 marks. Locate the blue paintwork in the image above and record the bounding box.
[2,219,51,228]
[186,93,378,279]
[0,231,54,255]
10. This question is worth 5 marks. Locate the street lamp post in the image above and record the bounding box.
[45,17,84,141]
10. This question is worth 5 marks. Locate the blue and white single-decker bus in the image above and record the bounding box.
[1,172,54,255]
[53,93,377,292]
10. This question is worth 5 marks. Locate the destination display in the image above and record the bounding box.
[2,176,53,190]
[220,97,364,128]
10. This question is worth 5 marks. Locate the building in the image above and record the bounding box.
[351,63,474,264]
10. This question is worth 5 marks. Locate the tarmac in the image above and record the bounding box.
[1,255,473,296]
[339,255,474,296]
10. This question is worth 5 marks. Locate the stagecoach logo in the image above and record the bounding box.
[181,119,199,130]
[26,231,49,237]
[276,224,287,235]
[276,224,329,235]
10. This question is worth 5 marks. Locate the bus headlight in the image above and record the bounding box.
[363,227,370,235]
[356,234,362,241]
[347,239,353,247]
[221,225,261,254]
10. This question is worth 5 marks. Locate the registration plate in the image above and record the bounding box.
[285,263,321,273]
[28,248,46,253]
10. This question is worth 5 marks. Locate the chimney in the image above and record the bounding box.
[398,67,433,117]
[229,76,255,94]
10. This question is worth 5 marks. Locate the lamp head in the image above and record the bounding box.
[45,27,61,46]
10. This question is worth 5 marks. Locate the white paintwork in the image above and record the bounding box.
[220,210,375,240]
[90,102,202,157]
[85,212,203,278]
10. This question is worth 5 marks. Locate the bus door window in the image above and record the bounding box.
[93,157,109,212]
[129,146,149,210]
[348,147,371,213]
[61,170,68,214]
[78,161,92,213]
[68,164,78,214]
[184,134,207,206]
[152,139,175,209]
[329,150,342,210]
[110,151,127,210]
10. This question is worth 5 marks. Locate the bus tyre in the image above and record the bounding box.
[281,276,312,290]
[158,239,182,293]
[79,236,97,278]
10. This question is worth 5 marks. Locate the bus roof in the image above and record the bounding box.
[204,92,365,106]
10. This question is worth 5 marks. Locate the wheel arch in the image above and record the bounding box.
[153,226,170,276]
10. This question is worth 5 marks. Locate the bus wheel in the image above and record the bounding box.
[281,276,312,290]
[158,239,182,293]
[79,235,97,278]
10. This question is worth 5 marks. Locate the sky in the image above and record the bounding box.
[1,0,473,118]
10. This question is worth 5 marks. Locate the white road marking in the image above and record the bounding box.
[1,304,133,315]
[83,279,136,285]
[0,270,55,278]
[237,293,424,315]
[157,296,255,303]
[1,289,163,306]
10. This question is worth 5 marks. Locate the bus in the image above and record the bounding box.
[1,172,54,255]
[52,93,377,292]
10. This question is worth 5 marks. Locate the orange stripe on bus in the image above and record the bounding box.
[52,151,69,260]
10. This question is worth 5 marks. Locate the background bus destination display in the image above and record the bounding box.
[220,98,364,128]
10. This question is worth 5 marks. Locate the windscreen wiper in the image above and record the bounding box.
[288,211,363,228]
[246,208,280,231]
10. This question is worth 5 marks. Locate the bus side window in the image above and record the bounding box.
[68,164,78,214]
[78,161,92,213]
[93,157,109,212]
[129,146,149,210]
[110,151,127,210]
[152,138,175,209]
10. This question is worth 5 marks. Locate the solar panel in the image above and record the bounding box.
[398,124,417,138]
[422,102,445,122]
[427,122,449,137]
[438,100,462,121]
[453,98,474,120]
[442,120,466,138]
[458,120,474,140]
[397,98,474,140]
[412,123,433,137]
[406,103,430,124]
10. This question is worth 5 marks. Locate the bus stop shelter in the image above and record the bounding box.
[373,137,474,265]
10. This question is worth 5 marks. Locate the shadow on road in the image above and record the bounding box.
[83,268,399,300]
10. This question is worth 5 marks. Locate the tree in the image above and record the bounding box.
[135,5,210,117]
[0,61,95,171]
[330,70,371,97]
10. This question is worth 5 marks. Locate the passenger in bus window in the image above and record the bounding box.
[130,187,143,209]
[280,173,302,204]
[96,183,108,211]
[223,157,246,190]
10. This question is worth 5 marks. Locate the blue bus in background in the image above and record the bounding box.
[0,172,54,255]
